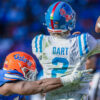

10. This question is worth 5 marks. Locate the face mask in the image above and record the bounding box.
[21,67,37,81]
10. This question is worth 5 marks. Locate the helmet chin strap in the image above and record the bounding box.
[49,29,71,38]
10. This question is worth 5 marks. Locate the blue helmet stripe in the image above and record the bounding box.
[83,33,89,54]
[78,35,83,56]
[39,35,44,53]
[35,35,39,52]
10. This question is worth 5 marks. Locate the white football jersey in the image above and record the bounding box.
[32,33,100,100]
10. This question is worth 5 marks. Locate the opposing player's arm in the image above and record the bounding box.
[0,69,91,96]
[0,78,63,96]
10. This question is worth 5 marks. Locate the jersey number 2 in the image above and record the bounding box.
[52,57,69,78]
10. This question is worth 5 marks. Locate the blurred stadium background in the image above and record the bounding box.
[0,0,100,69]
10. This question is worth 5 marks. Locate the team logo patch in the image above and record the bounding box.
[60,8,72,22]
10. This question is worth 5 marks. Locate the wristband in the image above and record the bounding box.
[60,74,77,86]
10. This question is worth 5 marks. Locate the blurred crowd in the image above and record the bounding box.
[0,0,100,68]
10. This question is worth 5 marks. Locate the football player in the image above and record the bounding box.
[0,51,88,100]
[88,54,100,100]
[89,72,100,100]
[32,1,100,100]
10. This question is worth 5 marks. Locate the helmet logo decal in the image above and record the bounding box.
[60,8,72,22]
[14,54,32,66]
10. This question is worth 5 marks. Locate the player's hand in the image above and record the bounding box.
[60,69,93,86]
[72,69,93,82]
[72,31,81,35]
[95,16,100,33]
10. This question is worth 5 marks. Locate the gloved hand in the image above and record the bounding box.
[60,69,93,86]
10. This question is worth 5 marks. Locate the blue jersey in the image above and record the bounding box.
[0,69,25,100]
[0,94,24,100]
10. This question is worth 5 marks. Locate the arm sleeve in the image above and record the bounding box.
[0,70,25,86]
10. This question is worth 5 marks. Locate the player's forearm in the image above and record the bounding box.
[2,79,63,96]
[21,78,63,94]
[3,81,43,95]
[0,74,85,96]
